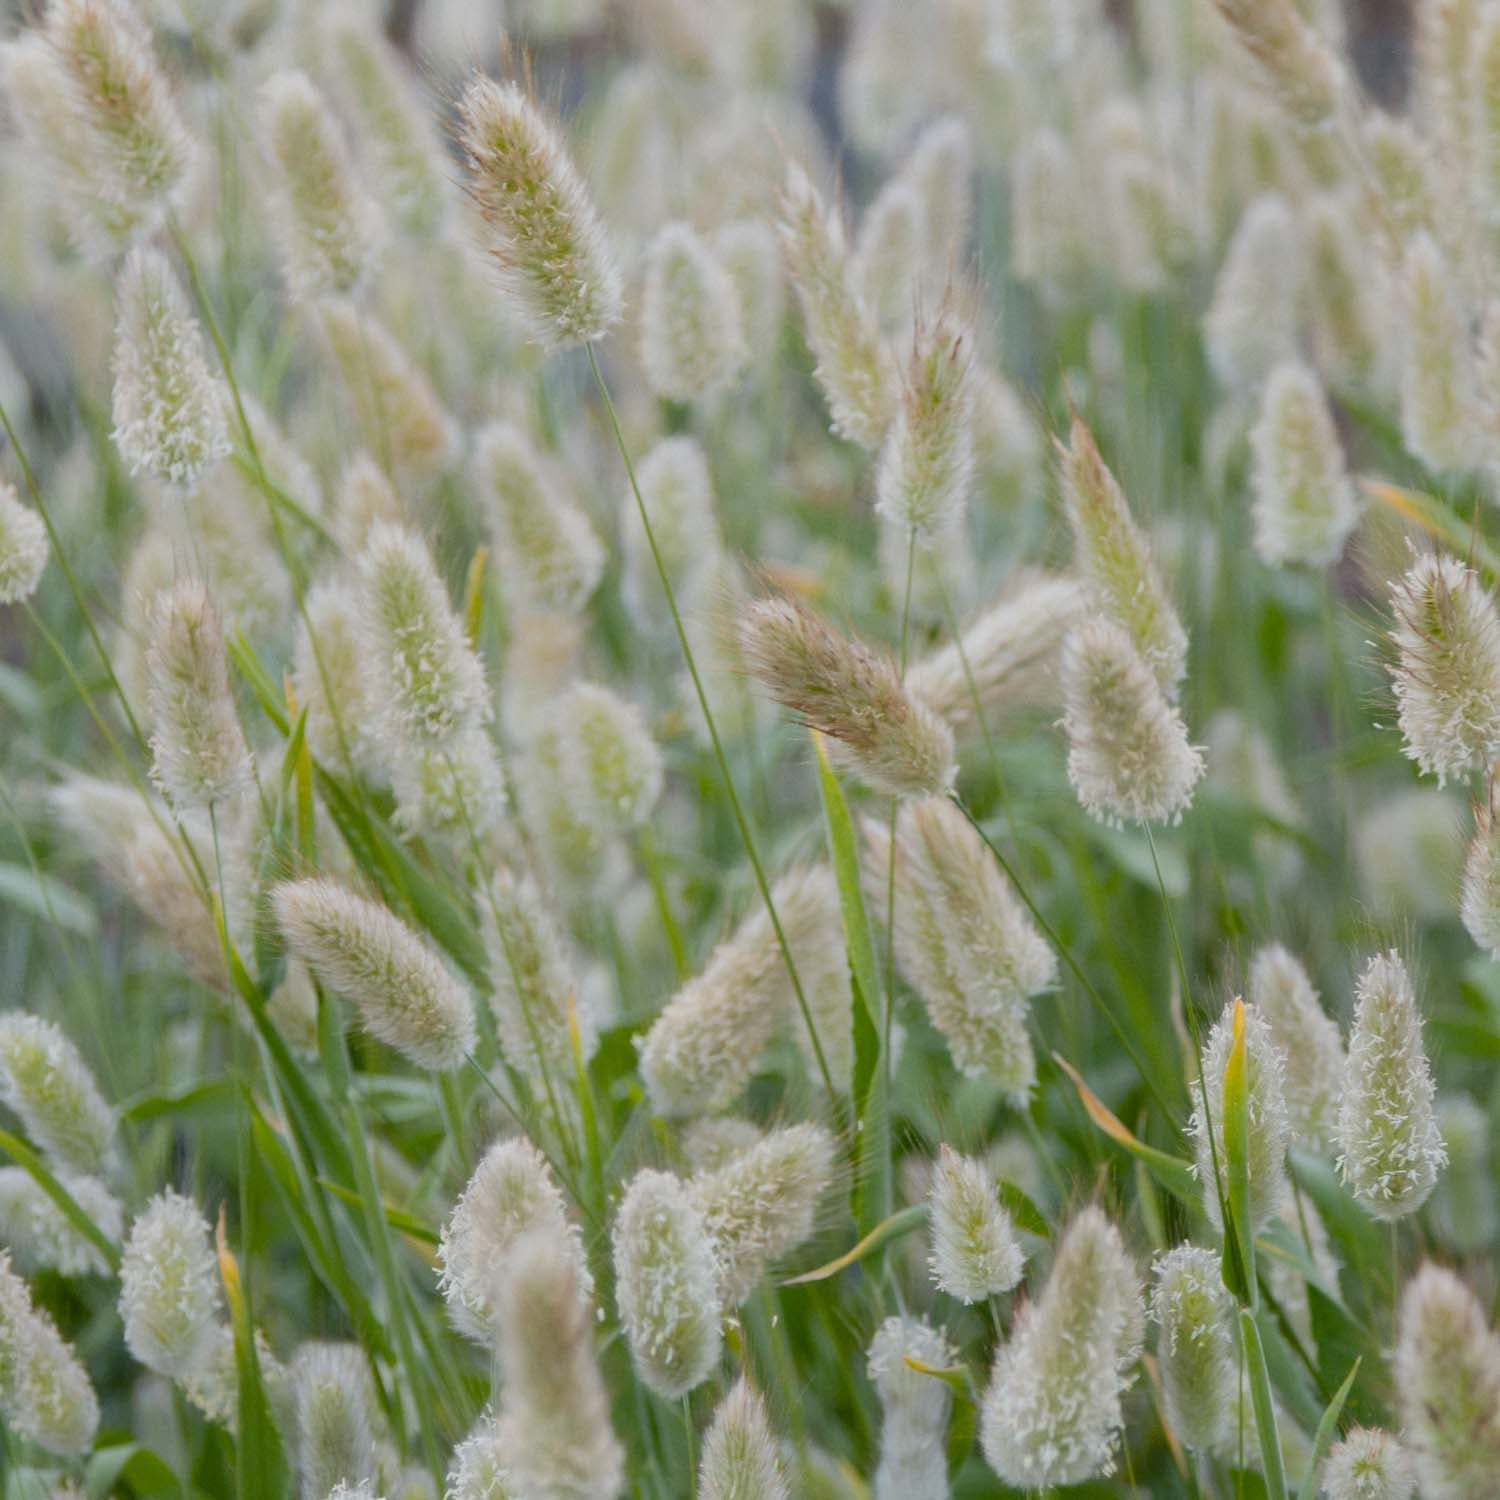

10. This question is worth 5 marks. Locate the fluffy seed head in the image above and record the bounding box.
[438,1137,591,1340]
[1387,552,1500,785]
[1250,360,1360,567]
[867,797,1053,1099]
[1248,943,1344,1152]
[691,1123,835,1307]
[868,1315,957,1500]
[259,70,382,300]
[1395,1263,1500,1499]
[1320,1427,1417,1500]
[389,726,507,852]
[118,1189,221,1380]
[1061,619,1204,827]
[713,219,785,363]
[875,307,975,540]
[457,78,622,348]
[294,1342,378,1500]
[613,1168,722,1399]
[293,578,376,772]
[273,878,476,1070]
[473,421,604,616]
[0,1169,122,1278]
[622,436,721,626]
[445,1415,513,1500]
[0,482,50,605]
[145,579,253,810]
[1191,999,1291,1232]
[1209,0,1343,123]
[639,221,747,402]
[1204,195,1302,389]
[1150,1244,1238,1454]
[928,1144,1026,1303]
[111,248,230,487]
[356,522,490,754]
[1432,1093,1499,1254]
[1338,951,1445,1220]
[0,1013,115,1177]
[699,1379,788,1500]
[853,178,925,335]
[980,1206,1145,1489]
[1400,234,1481,474]
[545,681,663,833]
[778,164,897,448]
[0,1251,100,1455]
[738,590,956,798]
[1060,415,1187,695]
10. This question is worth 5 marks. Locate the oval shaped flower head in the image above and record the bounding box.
[1204,195,1302,390]
[699,1378,788,1500]
[1251,361,1360,568]
[875,306,974,542]
[438,1136,591,1340]
[1061,620,1204,827]
[273,879,476,1070]
[145,579,253,810]
[866,797,1054,1100]
[621,435,721,627]
[0,1251,99,1456]
[1395,1263,1500,1500]
[118,1189,221,1380]
[335,453,406,551]
[457,78,622,348]
[491,1230,625,1500]
[639,221,747,403]
[0,481,49,604]
[1210,0,1343,123]
[639,865,840,1117]
[1338,951,1445,1221]
[1248,943,1344,1153]
[258,71,382,300]
[548,681,663,833]
[691,1123,835,1307]
[981,1206,1145,1490]
[613,1168,722,1400]
[390,725,506,852]
[1150,1244,1238,1455]
[1400,234,1481,474]
[292,578,375,772]
[738,590,955,798]
[712,219,785,364]
[293,1342,378,1500]
[472,421,604,616]
[778,163,897,449]
[1191,999,1291,1232]
[1432,1093,1499,1254]
[0,1014,115,1177]
[1388,552,1500,785]
[1060,414,1187,696]
[111,247,229,488]
[867,1316,957,1500]
[0,1169,122,1278]
[853,178,925,336]
[445,1413,513,1500]
[1011,129,1086,299]
[1321,1426,1417,1500]
[355,522,490,756]
[928,1145,1026,1303]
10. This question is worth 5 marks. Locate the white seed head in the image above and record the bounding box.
[1061,619,1204,827]
[273,878,476,1071]
[1321,1427,1416,1500]
[0,1250,100,1456]
[472,421,604,616]
[293,578,376,772]
[1387,552,1500,785]
[336,453,406,550]
[118,1189,221,1380]
[639,221,747,402]
[868,1315,957,1500]
[0,481,49,604]
[1250,360,1360,568]
[1060,414,1187,695]
[438,1137,591,1341]
[778,164,897,448]
[1248,943,1344,1153]
[0,1169,122,1278]
[111,248,230,488]
[294,1342,378,1500]
[145,578,254,810]
[1400,234,1481,474]
[853,178,925,336]
[1432,1093,1499,1254]
[980,1206,1144,1490]
[1191,999,1292,1232]
[356,522,490,755]
[613,1167,722,1400]
[712,219,786,364]
[1395,1263,1500,1500]
[1209,0,1343,123]
[1204,195,1302,390]
[691,1123,836,1307]
[867,797,1053,1100]
[445,1413,514,1500]
[699,1379,788,1500]
[622,435,721,627]
[1011,129,1086,298]
[389,726,507,852]
[1338,951,1445,1221]
[928,1144,1026,1303]
[544,681,663,834]
[738,590,956,798]
[0,1013,116,1177]
[1304,192,1388,394]
[1150,1244,1238,1455]
[457,78,622,348]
